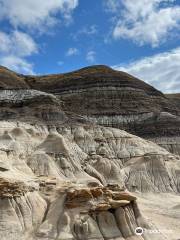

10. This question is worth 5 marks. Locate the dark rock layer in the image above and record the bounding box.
[0,89,68,124]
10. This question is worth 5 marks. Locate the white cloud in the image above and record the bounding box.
[0,55,34,75]
[113,47,180,93]
[73,25,98,40]
[81,25,98,35]
[104,0,122,13]
[86,51,96,63]
[0,32,11,53]
[66,47,79,56]
[0,30,38,74]
[11,31,38,57]
[0,0,78,30]
[0,0,78,74]
[111,0,180,47]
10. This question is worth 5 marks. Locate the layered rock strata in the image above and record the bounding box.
[1,65,180,154]
[45,66,180,156]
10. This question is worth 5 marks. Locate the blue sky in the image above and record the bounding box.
[0,0,180,93]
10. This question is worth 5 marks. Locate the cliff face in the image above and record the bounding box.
[0,65,180,239]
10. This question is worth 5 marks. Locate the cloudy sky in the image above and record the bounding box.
[0,0,180,93]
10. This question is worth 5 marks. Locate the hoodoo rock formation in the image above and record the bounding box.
[0,65,179,239]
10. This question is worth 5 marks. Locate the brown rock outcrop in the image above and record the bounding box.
[65,186,136,210]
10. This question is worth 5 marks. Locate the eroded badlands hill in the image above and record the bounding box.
[1,65,180,155]
[0,65,179,240]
